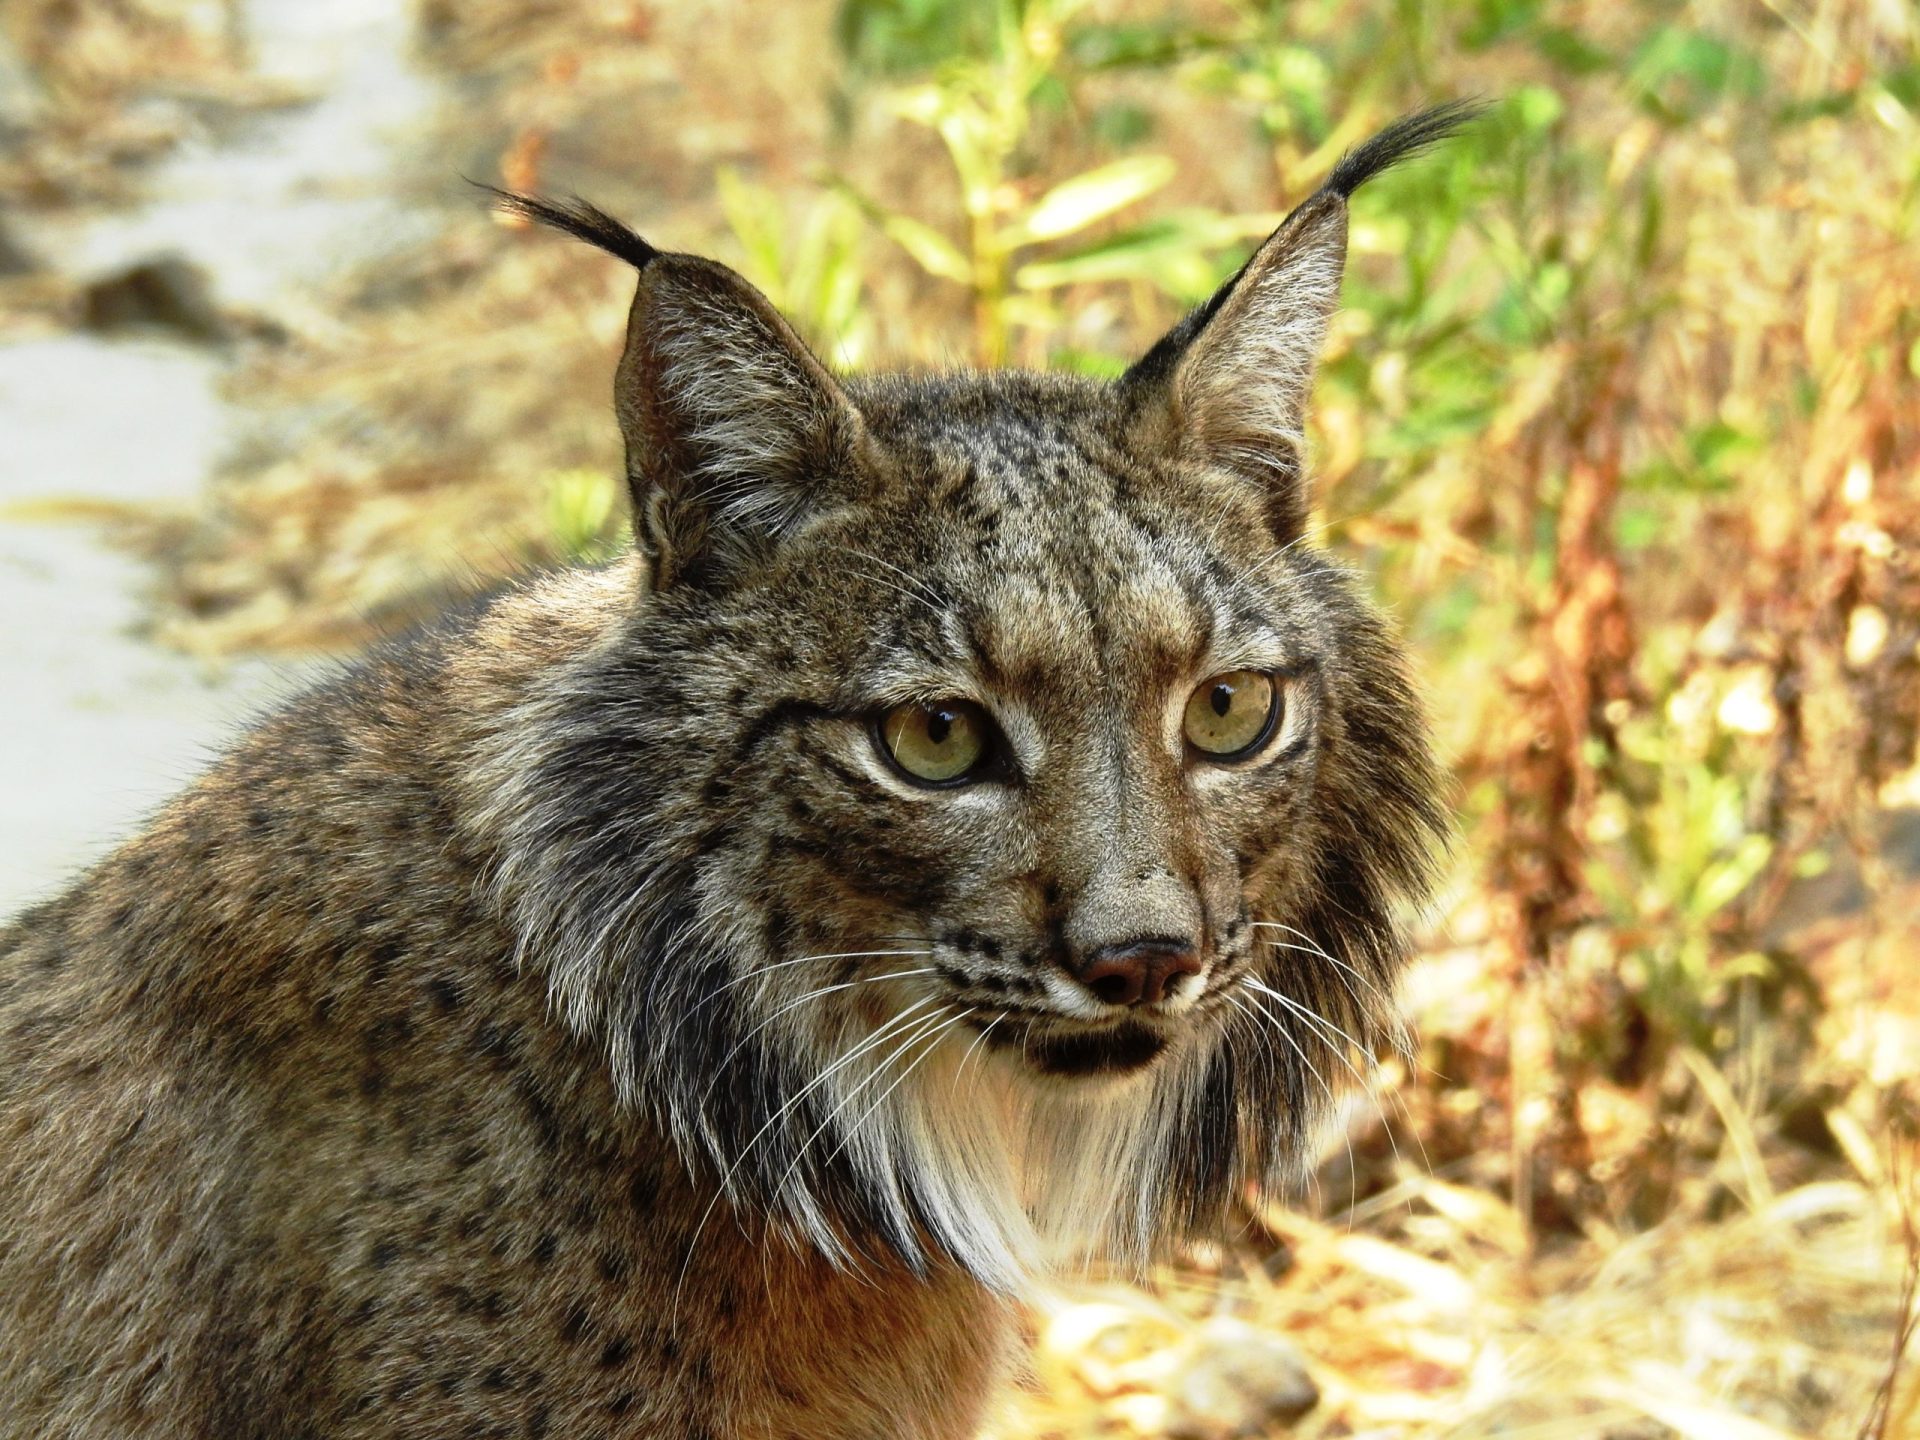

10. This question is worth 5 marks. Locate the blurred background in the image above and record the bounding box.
[1,0,1916,1433]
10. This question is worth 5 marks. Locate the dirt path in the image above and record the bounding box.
[0,0,442,913]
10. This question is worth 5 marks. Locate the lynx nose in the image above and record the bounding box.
[1076,939,1203,1008]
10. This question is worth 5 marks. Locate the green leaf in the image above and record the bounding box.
[715,168,789,302]
[832,178,975,285]
[835,0,1001,77]
[1066,19,1218,69]
[1791,848,1832,880]
[1007,154,1176,245]
[880,213,974,283]
[1461,0,1545,50]
[1631,27,1765,119]
[887,81,950,128]
[1015,208,1276,297]
[1689,420,1761,471]
[1773,89,1858,126]
[1089,101,1155,148]
[1884,62,1920,109]
[546,469,622,561]
[1689,834,1771,919]
[1513,84,1566,132]
[1049,346,1130,378]
[1533,25,1612,76]
[1615,503,1664,550]
[1620,420,1763,495]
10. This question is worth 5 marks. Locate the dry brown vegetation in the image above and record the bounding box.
[3,0,1918,1434]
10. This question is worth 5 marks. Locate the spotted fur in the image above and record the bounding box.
[0,106,1469,1437]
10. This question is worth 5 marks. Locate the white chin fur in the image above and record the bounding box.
[842,1033,1215,1296]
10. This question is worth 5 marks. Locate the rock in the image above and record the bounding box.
[80,255,228,343]
[1115,1316,1319,1438]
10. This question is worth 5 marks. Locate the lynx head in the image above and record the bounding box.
[479,106,1465,1293]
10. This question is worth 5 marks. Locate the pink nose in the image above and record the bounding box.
[1076,940,1202,1007]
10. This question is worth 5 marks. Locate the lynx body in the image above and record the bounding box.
[0,108,1465,1437]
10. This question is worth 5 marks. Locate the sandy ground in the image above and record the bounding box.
[0,341,299,912]
[0,0,437,915]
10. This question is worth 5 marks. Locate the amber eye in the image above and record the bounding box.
[1183,670,1278,759]
[878,700,993,784]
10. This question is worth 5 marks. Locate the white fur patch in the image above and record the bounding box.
[814,1024,1218,1295]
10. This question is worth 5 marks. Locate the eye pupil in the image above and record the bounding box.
[1183,670,1279,759]
[877,699,993,785]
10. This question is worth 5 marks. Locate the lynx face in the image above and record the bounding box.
[713,378,1359,1093]
[481,108,1463,1293]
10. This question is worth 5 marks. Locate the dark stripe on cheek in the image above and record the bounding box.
[730,697,835,762]
[962,607,1009,693]
[813,750,881,796]
[702,697,836,804]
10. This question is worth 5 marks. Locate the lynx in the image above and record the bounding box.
[0,106,1465,1437]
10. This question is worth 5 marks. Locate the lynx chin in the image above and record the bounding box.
[0,105,1469,1439]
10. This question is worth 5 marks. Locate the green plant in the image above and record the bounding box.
[837,0,1276,365]
[544,467,625,564]
[717,169,875,368]
[1581,677,1778,1044]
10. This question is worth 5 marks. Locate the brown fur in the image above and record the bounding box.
[0,107,1473,1436]
[0,569,1009,1438]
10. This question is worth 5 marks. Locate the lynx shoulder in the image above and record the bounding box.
[0,106,1469,1438]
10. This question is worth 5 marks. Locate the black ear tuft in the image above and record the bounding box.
[1118,102,1486,542]
[1321,100,1488,200]
[477,183,871,588]
[481,187,660,272]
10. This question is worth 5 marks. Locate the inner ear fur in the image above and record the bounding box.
[1128,197,1348,541]
[614,253,871,587]
[490,192,871,588]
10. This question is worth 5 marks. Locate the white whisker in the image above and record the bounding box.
[768,1005,963,1213]
[1250,922,1392,1007]
[671,997,941,1323]
[1228,989,1335,1109]
[1243,979,1415,1179]
[662,948,933,1053]
[1242,976,1370,1063]
[834,546,946,612]
[845,568,943,616]
[818,1008,974,1173]
[1224,994,1330,1213]
[699,968,936,1097]
[954,1013,1006,1093]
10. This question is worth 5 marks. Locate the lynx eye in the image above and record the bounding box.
[1184,670,1279,759]
[878,700,993,785]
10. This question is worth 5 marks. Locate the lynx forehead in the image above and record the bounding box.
[0,105,1470,1438]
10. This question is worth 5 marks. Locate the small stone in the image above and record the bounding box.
[1130,1316,1319,1439]
[81,255,228,343]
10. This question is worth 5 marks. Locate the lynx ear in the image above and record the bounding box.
[494,194,869,587]
[1120,104,1481,540]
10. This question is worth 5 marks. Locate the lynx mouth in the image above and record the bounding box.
[973,1017,1169,1078]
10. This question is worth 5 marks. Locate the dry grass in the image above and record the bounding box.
[988,908,1920,1436]
[0,0,292,207]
